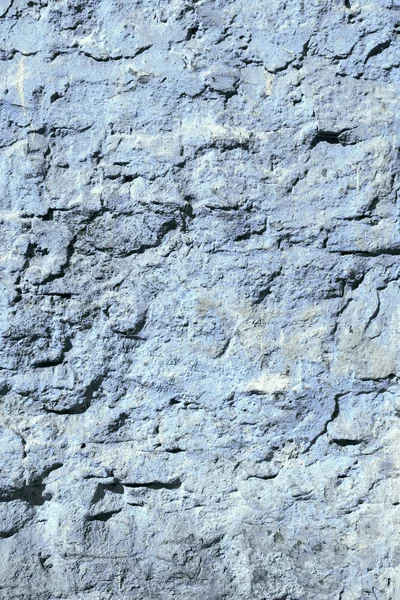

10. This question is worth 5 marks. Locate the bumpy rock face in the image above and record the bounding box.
[1,1,400,598]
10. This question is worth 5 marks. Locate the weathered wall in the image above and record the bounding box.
[1,0,400,598]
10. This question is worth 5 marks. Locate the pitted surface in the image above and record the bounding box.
[1,1,400,598]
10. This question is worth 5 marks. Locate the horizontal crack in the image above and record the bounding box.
[122,478,182,490]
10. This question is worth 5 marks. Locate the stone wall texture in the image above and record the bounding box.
[1,0,400,598]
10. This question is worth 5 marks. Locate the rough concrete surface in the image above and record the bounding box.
[1,0,400,598]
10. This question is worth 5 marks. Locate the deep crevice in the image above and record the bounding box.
[86,509,122,522]
[0,484,52,506]
[331,438,363,447]
[247,472,280,481]
[123,478,182,490]
[365,39,391,63]
[32,358,64,368]
[310,129,353,148]
[332,248,400,257]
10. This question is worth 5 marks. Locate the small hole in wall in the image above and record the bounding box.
[344,0,351,8]
[50,92,62,103]
[122,174,136,183]
[81,443,86,449]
